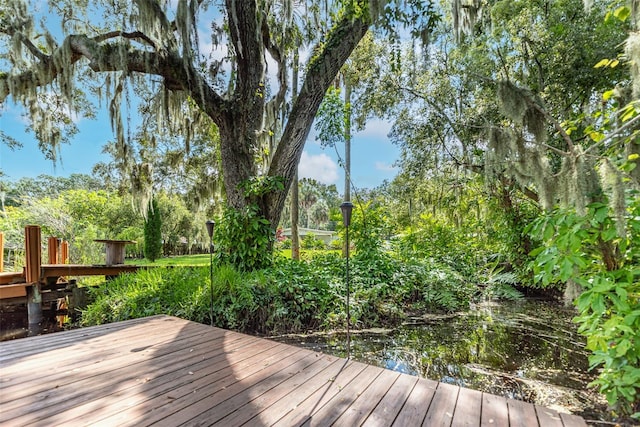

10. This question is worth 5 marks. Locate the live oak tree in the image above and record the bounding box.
[1,0,432,263]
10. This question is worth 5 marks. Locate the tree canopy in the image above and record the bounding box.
[0,1,435,232]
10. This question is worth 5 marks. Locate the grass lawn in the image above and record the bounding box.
[126,249,342,267]
[127,254,211,267]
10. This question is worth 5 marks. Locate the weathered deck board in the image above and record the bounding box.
[481,392,510,427]
[451,386,482,427]
[0,315,589,426]
[362,372,419,426]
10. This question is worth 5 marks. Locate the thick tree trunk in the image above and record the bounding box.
[218,112,260,209]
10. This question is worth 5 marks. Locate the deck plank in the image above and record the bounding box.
[212,352,341,425]
[559,412,589,427]
[0,315,170,361]
[423,382,460,426]
[0,329,233,421]
[333,368,401,426]
[0,320,221,398]
[84,341,292,427]
[391,376,438,426]
[303,363,383,426]
[362,372,419,426]
[534,405,564,427]
[250,356,347,425]
[451,386,483,427]
[508,398,540,427]
[191,350,323,426]
[153,347,311,426]
[4,332,254,426]
[269,359,367,426]
[0,315,589,427]
[481,393,509,427]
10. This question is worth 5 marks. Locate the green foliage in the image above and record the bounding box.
[315,86,346,149]
[82,247,475,334]
[81,267,211,325]
[143,198,162,262]
[130,254,210,266]
[215,177,285,271]
[214,204,274,271]
[261,256,337,333]
[210,264,258,330]
[301,232,326,250]
[394,213,482,279]
[483,272,524,301]
[528,196,640,416]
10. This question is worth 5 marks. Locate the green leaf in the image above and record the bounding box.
[593,294,606,314]
[616,339,631,357]
[594,205,609,223]
[601,226,617,242]
[589,131,605,142]
[614,6,631,21]
[603,90,615,101]
[560,258,574,281]
[622,107,636,122]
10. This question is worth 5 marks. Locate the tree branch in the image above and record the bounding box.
[267,10,370,224]
[93,31,157,49]
[1,33,228,123]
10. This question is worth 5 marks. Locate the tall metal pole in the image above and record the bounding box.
[345,224,350,359]
[206,220,215,327]
[209,235,213,327]
[340,201,353,360]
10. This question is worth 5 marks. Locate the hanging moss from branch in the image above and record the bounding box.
[625,32,640,97]
[451,0,484,42]
[488,80,607,214]
[497,81,548,144]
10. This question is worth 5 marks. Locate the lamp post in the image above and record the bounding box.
[206,220,215,327]
[340,201,354,359]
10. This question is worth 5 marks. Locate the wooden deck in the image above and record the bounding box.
[0,315,589,426]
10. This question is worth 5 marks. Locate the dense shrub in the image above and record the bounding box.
[301,233,326,250]
[528,197,640,417]
[143,198,162,262]
[81,253,475,334]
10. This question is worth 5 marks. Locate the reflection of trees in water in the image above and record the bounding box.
[369,302,591,386]
[274,300,605,418]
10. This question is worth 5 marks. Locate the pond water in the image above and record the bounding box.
[0,310,67,341]
[270,299,613,423]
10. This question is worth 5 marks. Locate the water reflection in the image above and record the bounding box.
[0,310,68,340]
[271,300,609,420]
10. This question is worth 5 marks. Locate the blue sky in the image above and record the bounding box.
[0,102,399,191]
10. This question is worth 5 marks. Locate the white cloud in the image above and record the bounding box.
[356,119,393,139]
[298,151,339,184]
[375,161,397,172]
